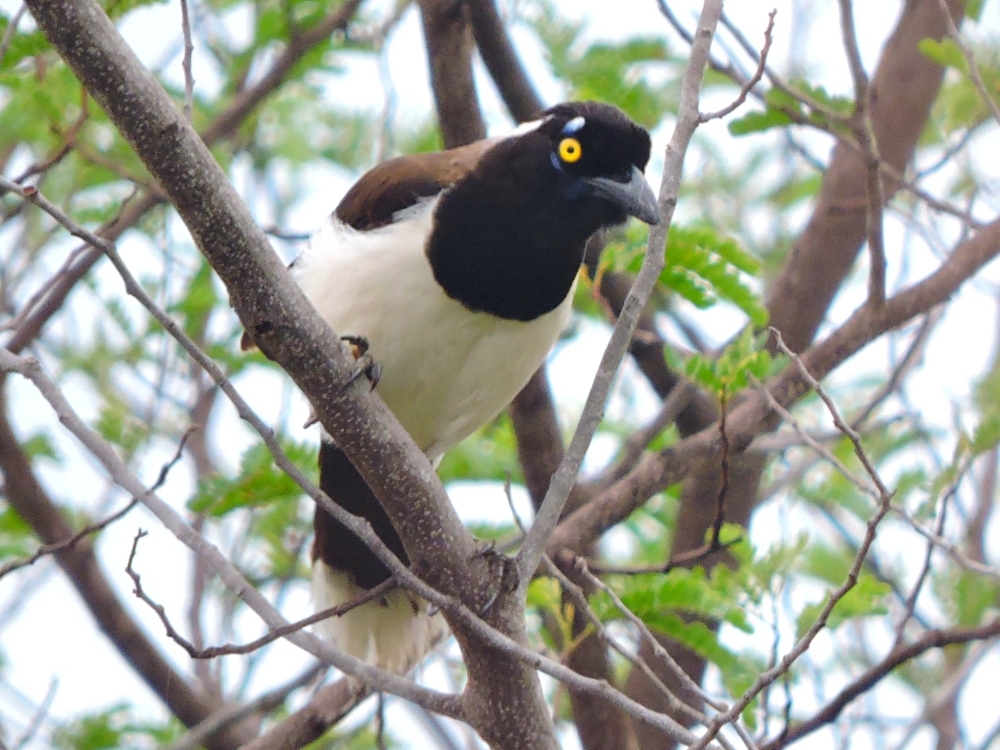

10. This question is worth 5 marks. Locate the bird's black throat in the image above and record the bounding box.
[425,138,622,322]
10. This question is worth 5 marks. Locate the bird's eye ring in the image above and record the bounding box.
[558,137,582,163]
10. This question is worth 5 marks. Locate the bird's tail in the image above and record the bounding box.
[311,561,446,675]
[311,441,447,675]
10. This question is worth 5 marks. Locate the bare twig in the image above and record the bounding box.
[837,0,886,307]
[178,0,195,120]
[598,379,696,490]
[0,427,189,580]
[761,618,1000,749]
[700,10,775,123]
[0,4,26,66]
[126,528,400,658]
[772,329,893,500]
[0,499,137,580]
[891,503,1000,580]
[10,677,56,750]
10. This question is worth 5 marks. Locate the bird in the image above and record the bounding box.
[261,101,658,675]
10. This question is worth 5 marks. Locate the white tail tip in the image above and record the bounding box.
[311,561,447,676]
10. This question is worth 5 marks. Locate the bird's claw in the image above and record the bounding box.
[340,335,381,392]
[470,544,519,616]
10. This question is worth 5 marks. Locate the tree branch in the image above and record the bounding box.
[515,0,724,590]
[551,215,1000,555]
[465,0,543,121]
[762,618,1000,749]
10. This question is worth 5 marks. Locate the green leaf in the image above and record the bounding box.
[674,328,777,398]
[527,576,562,611]
[189,438,316,516]
[919,38,969,72]
[22,430,60,462]
[438,414,522,484]
[728,108,794,135]
[662,225,767,326]
[795,574,891,639]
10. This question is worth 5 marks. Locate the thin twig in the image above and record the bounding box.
[758,385,877,502]
[179,0,195,121]
[126,528,399,659]
[0,427,189,580]
[891,471,959,647]
[516,0,724,586]
[598,379,696,489]
[891,504,1000,580]
[700,10,776,123]
[10,677,56,750]
[0,4,26,66]
[837,0,886,307]
[0,499,137,580]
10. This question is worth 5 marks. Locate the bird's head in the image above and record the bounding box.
[529,101,659,226]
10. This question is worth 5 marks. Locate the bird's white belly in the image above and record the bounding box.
[295,209,574,459]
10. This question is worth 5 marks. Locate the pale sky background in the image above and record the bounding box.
[2,0,1000,748]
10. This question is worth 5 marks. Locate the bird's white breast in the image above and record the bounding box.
[294,201,574,459]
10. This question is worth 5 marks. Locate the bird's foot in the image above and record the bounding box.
[471,543,519,616]
[340,335,382,391]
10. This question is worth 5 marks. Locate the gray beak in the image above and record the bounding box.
[584,165,660,225]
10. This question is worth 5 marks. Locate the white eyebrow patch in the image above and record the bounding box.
[562,116,585,134]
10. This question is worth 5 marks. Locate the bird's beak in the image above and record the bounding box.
[584,166,660,225]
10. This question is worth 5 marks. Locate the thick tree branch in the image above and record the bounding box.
[508,369,566,510]
[24,0,494,638]
[417,0,485,148]
[162,666,324,750]
[239,679,367,750]
[465,0,543,121]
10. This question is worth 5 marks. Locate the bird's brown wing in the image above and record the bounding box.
[333,140,493,231]
[239,140,492,351]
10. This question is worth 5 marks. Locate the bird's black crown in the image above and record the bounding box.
[537,101,652,184]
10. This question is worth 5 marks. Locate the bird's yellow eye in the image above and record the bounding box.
[558,137,582,163]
